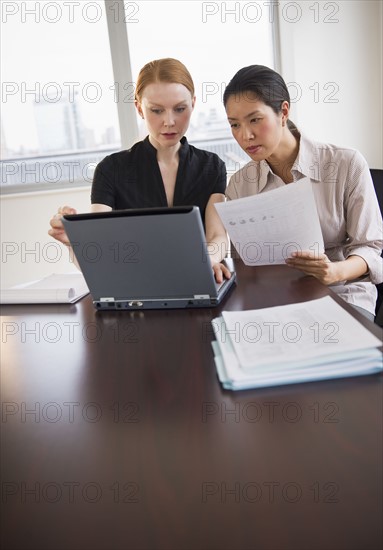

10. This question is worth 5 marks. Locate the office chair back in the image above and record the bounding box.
[370,169,383,326]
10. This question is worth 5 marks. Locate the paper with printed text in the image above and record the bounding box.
[215,179,324,265]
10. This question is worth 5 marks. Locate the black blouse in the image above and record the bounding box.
[91,136,227,223]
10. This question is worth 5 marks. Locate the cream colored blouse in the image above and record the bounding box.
[226,132,383,315]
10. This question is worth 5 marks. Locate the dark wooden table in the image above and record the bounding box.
[1,262,382,550]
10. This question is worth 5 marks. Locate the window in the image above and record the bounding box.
[126,1,275,173]
[0,0,276,192]
[1,0,120,192]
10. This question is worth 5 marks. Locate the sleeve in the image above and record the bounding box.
[225,173,240,201]
[344,150,383,284]
[90,155,116,208]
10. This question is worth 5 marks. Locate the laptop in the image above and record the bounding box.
[62,206,236,310]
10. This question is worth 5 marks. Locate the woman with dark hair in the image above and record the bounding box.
[49,58,230,282]
[223,65,382,320]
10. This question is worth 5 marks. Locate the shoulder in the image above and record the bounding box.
[317,141,363,162]
[185,140,225,168]
[300,133,370,184]
[230,159,259,180]
[226,160,260,199]
[95,140,148,172]
[305,134,367,168]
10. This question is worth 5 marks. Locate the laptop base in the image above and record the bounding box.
[94,273,236,310]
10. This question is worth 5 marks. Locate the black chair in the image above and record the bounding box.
[370,169,383,326]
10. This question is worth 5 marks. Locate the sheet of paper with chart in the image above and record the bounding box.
[215,179,324,266]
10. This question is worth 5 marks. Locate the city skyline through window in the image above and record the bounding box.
[1,0,275,190]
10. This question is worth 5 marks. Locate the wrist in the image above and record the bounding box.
[335,256,369,283]
[332,261,344,284]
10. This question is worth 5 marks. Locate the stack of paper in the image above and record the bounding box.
[211,296,382,390]
[0,273,89,304]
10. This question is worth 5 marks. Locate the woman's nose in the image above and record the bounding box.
[163,112,175,127]
[242,125,254,140]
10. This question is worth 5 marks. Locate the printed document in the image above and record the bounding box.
[215,179,324,265]
[211,296,382,390]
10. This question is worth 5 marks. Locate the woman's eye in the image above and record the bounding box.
[230,123,239,129]
[151,109,162,114]
[175,107,186,113]
[251,118,261,123]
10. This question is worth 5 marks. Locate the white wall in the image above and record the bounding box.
[1,0,382,287]
[278,0,383,168]
[1,187,90,287]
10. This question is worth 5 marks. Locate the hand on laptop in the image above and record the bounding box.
[212,262,232,284]
[48,205,77,246]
